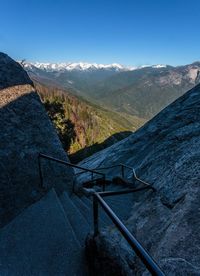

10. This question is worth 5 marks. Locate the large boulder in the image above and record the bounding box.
[0,53,74,227]
[80,84,200,274]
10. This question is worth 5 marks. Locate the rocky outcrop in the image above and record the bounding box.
[79,84,200,274]
[0,53,73,227]
[0,53,32,89]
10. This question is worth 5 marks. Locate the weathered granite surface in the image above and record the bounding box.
[79,84,200,274]
[0,53,74,227]
[0,53,32,89]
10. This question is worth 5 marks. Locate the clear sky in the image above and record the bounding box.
[0,0,200,66]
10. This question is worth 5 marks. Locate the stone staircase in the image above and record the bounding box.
[0,179,134,275]
[0,189,85,275]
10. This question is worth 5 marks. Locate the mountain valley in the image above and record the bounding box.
[35,81,144,163]
[24,61,200,120]
[22,60,200,161]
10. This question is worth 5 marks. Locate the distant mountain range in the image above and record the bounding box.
[92,62,200,118]
[23,61,166,72]
[23,60,200,120]
[21,59,200,161]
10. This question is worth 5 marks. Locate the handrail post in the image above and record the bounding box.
[121,165,125,178]
[93,195,99,237]
[38,154,44,188]
[102,175,106,192]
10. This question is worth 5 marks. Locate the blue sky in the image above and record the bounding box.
[0,0,200,66]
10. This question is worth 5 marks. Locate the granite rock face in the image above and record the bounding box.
[0,53,73,227]
[0,53,32,89]
[79,84,200,274]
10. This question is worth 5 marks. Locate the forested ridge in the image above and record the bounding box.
[35,82,145,162]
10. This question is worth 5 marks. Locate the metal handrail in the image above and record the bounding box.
[74,164,122,179]
[94,164,122,170]
[119,163,153,187]
[38,153,106,191]
[74,162,153,190]
[93,191,164,275]
[93,163,153,188]
[98,186,153,197]
[38,153,162,274]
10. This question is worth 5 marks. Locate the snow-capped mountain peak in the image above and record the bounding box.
[22,61,167,72]
[23,61,134,72]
